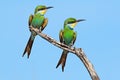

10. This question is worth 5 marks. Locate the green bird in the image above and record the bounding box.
[56,18,85,71]
[23,5,53,58]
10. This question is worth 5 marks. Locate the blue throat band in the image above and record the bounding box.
[68,26,73,30]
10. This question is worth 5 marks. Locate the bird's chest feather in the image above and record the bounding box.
[31,14,44,28]
[63,30,74,45]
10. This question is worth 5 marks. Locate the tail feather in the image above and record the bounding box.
[22,35,34,58]
[56,50,68,72]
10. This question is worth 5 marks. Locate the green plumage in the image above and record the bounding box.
[63,26,76,45]
[23,5,53,58]
[56,18,85,71]
[56,18,77,72]
[31,14,44,29]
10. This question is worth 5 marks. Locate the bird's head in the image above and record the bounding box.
[64,18,85,29]
[34,5,53,15]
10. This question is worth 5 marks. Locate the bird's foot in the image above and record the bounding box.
[73,46,76,51]
[39,27,42,33]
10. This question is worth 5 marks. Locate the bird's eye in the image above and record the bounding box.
[68,21,75,24]
[38,8,45,11]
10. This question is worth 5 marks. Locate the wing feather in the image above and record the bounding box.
[41,18,48,31]
[59,30,64,43]
[28,14,34,26]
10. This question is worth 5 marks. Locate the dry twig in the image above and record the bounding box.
[30,26,100,80]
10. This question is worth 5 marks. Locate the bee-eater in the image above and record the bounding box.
[56,18,85,71]
[22,5,53,58]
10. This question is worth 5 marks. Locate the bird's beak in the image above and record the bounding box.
[76,19,86,22]
[46,6,53,9]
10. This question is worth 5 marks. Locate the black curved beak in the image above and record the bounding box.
[76,19,86,22]
[46,6,53,9]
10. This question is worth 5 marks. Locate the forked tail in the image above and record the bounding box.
[56,50,68,72]
[22,35,35,58]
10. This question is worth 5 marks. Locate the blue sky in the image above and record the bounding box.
[0,0,120,80]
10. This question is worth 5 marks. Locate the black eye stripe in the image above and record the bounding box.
[38,8,46,11]
[68,21,76,24]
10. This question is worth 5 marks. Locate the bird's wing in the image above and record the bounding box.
[28,14,34,26]
[41,18,48,31]
[72,32,77,45]
[59,29,64,43]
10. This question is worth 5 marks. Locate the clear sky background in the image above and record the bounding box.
[0,0,120,80]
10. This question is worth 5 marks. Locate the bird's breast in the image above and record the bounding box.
[63,30,74,45]
[31,15,44,28]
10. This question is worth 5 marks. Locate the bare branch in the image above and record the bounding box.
[30,26,100,80]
